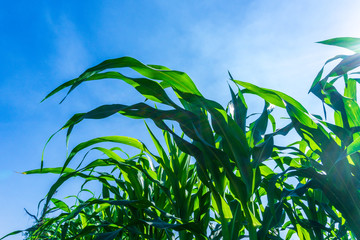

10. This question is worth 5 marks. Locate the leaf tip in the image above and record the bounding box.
[228,70,234,80]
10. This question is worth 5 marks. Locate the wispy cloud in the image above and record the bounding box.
[48,0,360,112]
[46,14,92,80]
[178,0,360,111]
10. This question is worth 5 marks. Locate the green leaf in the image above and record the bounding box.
[344,77,357,101]
[211,193,233,219]
[23,167,75,175]
[249,101,270,146]
[248,209,262,227]
[347,136,360,156]
[51,198,71,213]
[317,37,360,53]
[41,171,79,219]
[42,56,202,103]
[229,84,247,133]
[92,72,178,106]
[328,53,360,77]
[93,229,122,240]
[285,100,317,128]
[0,230,23,240]
[343,97,360,128]
[63,136,145,171]
[233,80,308,113]
[252,136,274,167]
[257,203,283,239]
[234,81,286,108]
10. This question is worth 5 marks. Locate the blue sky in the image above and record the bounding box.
[1,0,360,238]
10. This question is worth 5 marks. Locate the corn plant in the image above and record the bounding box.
[9,58,289,239]
[17,129,213,239]
[235,38,360,239]
[3,37,360,240]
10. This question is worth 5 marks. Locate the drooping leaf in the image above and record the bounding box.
[42,56,202,103]
[327,53,360,77]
